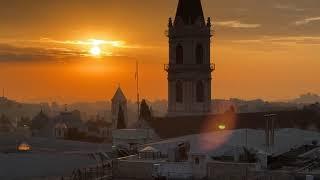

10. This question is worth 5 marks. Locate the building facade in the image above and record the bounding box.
[166,0,214,116]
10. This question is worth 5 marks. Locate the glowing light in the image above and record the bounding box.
[90,46,101,56]
[18,142,31,151]
[218,124,226,130]
[200,113,236,151]
[88,39,125,47]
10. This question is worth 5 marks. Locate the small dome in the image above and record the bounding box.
[31,110,49,130]
[54,122,67,129]
[140,146,159,153]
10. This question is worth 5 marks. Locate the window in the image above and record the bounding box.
[195,157,200,165]
[196,81,204,102]
[196,44,204,64]
[176,44,183,64]
[176,81,183,103]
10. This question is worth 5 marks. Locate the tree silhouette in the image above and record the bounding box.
[0,114,13,132]
[117,105,126,129]
[139,99,152,122]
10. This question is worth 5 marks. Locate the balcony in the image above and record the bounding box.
[164,63,215,72]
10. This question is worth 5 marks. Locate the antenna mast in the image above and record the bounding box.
[136,61,140,122]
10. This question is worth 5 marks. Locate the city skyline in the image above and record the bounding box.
[0,0,320,103]
[1,1,320,179]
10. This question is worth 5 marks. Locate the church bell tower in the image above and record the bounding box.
[165,0,214,116]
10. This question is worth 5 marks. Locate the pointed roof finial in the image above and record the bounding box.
[168,17,173,27]
[112,87,127,102]
[207,17,212,27]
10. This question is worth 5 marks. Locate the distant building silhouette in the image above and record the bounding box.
[31,110,51,137]
[52,109,86,139]
[111,87,128,129]
[165,0,214,116]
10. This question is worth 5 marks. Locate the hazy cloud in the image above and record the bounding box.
[215,20,261,28]
[274,4,304,12]
[38,38,137,48]
[232,36,320,46]
[295,17,320,25]
[0,43,87,62]
[0,36,147,62]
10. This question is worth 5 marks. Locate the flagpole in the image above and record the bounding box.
[136,61,140,123]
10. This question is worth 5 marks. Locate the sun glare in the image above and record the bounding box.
[90,46,101,56]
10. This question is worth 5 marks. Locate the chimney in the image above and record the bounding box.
[264,114,277,151]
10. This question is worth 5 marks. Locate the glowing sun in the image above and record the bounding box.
[90,46,101,56]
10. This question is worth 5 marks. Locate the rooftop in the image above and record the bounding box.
[146,128,320,157]
[150,110,320,139]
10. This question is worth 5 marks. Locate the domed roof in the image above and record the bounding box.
[31,110,49,130]
[140,146,159,153]
[34,110,48,120]
[54,122,67,129]
[111,87,127,102]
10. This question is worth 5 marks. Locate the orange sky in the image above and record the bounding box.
[0,0,319,103]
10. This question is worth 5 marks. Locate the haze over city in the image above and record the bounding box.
[1,0,320,180]
[1,0,319,103]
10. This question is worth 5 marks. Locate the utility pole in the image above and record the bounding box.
[245,128,248,148]
[264,114,277,153]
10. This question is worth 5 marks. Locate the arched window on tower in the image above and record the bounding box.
[196,44,204,64]
[195,157,200,165]
[176,44,183,64]
[196,81,204,102]
[176,81,183,103]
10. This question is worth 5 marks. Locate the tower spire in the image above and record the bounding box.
[175,0,205,25]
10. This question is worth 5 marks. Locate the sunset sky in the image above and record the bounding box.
[0,0,319,103]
